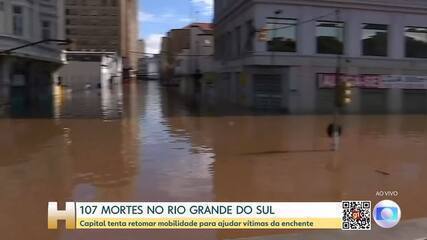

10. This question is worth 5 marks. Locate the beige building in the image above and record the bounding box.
[160,28,190,85]
[159,23,213,86]
[64,0,138,69]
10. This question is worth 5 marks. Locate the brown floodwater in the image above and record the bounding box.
[0,82,426,240]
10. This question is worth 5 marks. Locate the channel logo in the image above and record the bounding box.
[48,202,76,229]
[373,200,401,229]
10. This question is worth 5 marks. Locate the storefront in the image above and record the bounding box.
[253,74,282,110]
[317,73,427,114]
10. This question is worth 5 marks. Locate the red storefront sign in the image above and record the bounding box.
[317,73,427,89]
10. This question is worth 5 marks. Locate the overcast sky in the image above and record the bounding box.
[139,0,213,54]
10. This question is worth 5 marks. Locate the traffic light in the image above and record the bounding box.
[258,27,268,42]
[336,81,352,108]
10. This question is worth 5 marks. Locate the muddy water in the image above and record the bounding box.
[0,82,426,240]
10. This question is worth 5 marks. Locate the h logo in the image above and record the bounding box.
[48,202,76,229]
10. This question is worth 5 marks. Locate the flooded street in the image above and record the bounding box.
[0,81,427,240]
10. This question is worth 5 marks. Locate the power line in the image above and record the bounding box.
[258,10,337,32]
[128,50,212,57]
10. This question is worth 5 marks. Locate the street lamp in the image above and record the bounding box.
[0,39,73,55]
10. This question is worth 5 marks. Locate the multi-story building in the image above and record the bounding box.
[0,0,65,105]
[136,38,145,77]
[160,28,191,86]
[137,55,160,80]
[175,23,214,96]
[137,39,145,53]
[64,0,138,70]
[214,0,427,114]
[160,23,214,90]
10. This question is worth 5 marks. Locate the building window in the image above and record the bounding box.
[316,21,344,54]
[362,24,388,57]
[214,34,222,60]
[0,2,4,11]
[12,5,24,36]
[42,21,51,40]
[235,26,241,56]
[226,32,231,59]
[266,18,297,52]
[245,20,254,52]
[405,26,427,58]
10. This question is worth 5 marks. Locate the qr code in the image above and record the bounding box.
[342,201,371,230]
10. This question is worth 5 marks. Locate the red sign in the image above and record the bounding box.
[318,73,381,88]
[317,73,427,89]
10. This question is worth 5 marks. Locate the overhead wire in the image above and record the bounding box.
[257,10,338,32]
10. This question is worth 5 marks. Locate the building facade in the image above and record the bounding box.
[0,0,64,105]
[137,55,160,80]
[175,23,214,96]
[64,0,138,69]
[214,0,427,114]
[136,38,145,77]
[160,28,191,86]
[160,23,214,90]
[58,51,122,90]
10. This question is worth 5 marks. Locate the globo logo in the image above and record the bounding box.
[373,200,401,229]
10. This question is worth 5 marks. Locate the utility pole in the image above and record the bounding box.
[271,10,283,65]
[329,9,352,151]
[332,9,343,151]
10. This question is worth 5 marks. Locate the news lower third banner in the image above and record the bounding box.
[48,202,372,230]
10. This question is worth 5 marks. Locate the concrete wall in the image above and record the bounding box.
[58,53,122,91]
[59,61,101,90]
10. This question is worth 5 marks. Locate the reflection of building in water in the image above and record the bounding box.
[101,84,124,119]
[166,115,427,215]
[165,114,427,238]
[0,120,72,240]
[52,87,124,120]
[66,119,138,200]
[167,116,339,201]
[213,0,427,114]
[7,87,54,118]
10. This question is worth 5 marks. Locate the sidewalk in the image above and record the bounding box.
[232,218,427,240]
